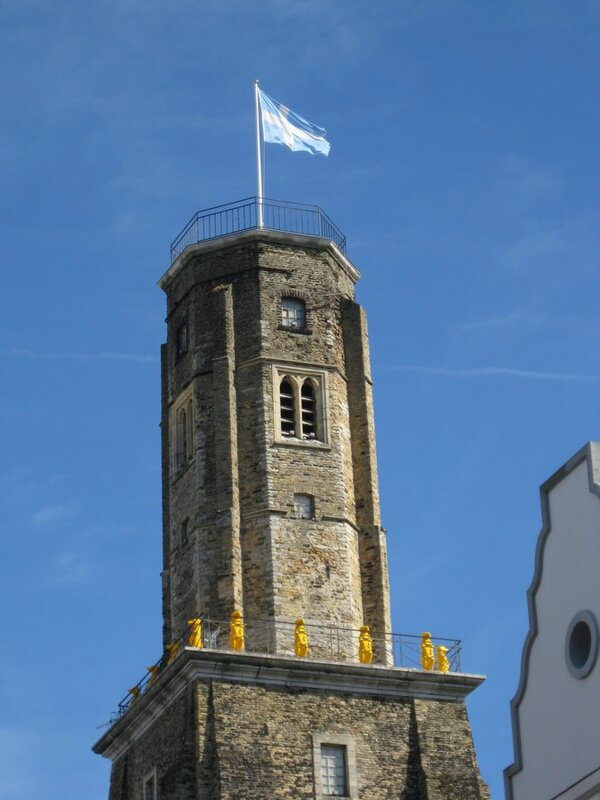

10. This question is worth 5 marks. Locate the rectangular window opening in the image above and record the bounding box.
[320,744,347,797]
[294,493,315,520]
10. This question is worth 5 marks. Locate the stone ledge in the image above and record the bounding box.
[94,647,485,761]
[158,229,360,290]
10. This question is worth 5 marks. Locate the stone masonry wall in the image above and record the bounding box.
[106,675,489,800]
[160,235,392,655]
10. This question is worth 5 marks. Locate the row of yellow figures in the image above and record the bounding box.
[127,612,246,701]
[186,614,375,664]
[294,620,375,663]
[127,621,451,701]
[420,632,450,673]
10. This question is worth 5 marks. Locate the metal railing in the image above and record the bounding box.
[110,618,461,724]
[170,197,347,264]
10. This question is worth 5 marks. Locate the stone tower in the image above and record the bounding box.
[94,199,489,800]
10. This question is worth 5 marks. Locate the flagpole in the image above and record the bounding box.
[254,79,264,228]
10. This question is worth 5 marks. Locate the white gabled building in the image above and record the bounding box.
[506,442,600,800]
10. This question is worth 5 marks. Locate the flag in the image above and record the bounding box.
[257,88,330,157]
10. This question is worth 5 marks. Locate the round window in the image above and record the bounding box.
[565,611,599,679]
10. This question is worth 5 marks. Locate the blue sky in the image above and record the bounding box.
[2,2,600,798]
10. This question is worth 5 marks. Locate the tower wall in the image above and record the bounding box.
[97,650,489,800]
[159,233,392,657]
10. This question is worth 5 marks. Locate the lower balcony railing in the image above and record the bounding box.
[109,617,462,724]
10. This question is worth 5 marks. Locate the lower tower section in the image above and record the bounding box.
[95,649,489,800]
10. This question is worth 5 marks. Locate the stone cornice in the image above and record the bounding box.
[94,647,485,762]
[158,229,361,291]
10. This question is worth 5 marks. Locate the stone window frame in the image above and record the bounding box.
[143,767,158,800]
[272,366,329,447]
[171,386,194,477]
[312,733,358,799]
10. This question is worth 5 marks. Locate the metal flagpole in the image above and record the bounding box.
[254,79,264,228]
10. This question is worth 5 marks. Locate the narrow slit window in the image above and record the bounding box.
[186,399,194,459]
[280,379,296,436]
[301,380,317,439]
[176,407,188,467]
[176,322,188,357]
[281,298,306,329]
[320,744,347,797]
[144,773,157,800]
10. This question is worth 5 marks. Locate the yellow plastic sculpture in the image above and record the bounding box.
[128,686,141,703]
[294,618,309,657]
[230,610,244,651]
[359,625,373,664]
[187,617,202,648]
[436,645,450,673]
[166,642,179,665]
[146,664,160,687]
[420,632,435,671]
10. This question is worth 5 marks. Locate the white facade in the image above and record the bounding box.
[505,442,600,800]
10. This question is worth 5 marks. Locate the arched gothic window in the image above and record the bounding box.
[301,380,317,439]
[275,369,327,444]
[173,393,194,473]
[280,378,296,436]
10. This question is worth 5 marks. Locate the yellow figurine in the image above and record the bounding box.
[294,618,309,657]
[358,625,373,664]
[128,686,141,703]
[230,610,244,651]
[436,645,450,673]
[166,642,179,665]
[187,617,202,648]
[420,632,435,671]
[146,664,160,687]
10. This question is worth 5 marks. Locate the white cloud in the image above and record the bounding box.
[458,309,544,332]
[391,365,600,382]
[50,551,91,585]
[0,728,38,798]
[4,349,158,363]
[31,501,80,529]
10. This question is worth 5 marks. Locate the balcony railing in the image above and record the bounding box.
[109,618,462,724]
[170,197,347,264]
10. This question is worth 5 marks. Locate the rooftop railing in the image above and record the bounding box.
[170,197,347,264]
[109,617,462,724]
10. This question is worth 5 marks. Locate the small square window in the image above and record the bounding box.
[321,745,347,796]
[281,298,306,330]
[294,493,315,520]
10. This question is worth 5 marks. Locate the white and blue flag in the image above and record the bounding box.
[257,88,330,157]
